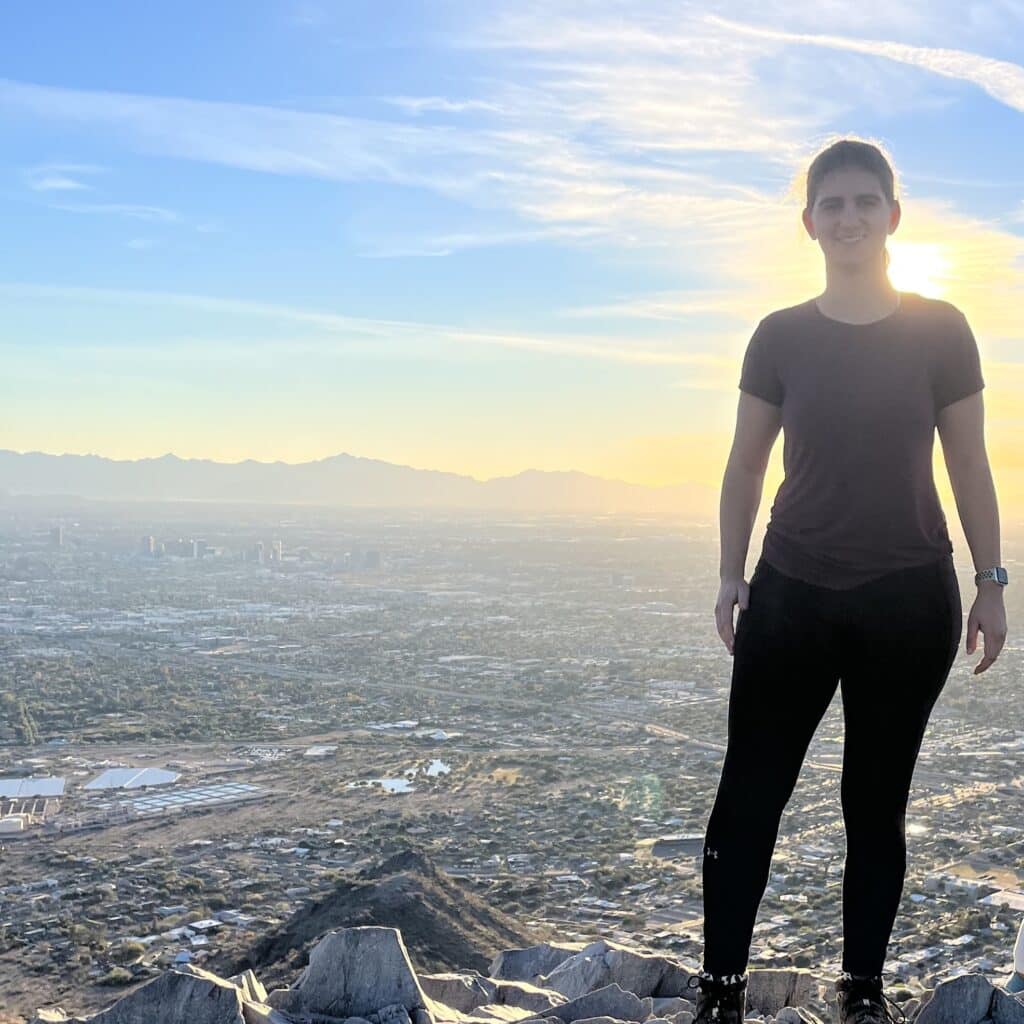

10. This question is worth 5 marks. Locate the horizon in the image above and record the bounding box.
[2,2,1023,505]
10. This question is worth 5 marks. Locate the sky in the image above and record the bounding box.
[2,0,1024,509]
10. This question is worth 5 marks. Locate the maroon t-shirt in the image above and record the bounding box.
[739,291,984,589]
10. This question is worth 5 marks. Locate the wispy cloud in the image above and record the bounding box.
[45,202,179,222]
[0,281,737,368]
[23,161,103,191]
[705,14,1024,112]
[382,96,506,116]
[360,224,605,258]
[3,6,1024,317]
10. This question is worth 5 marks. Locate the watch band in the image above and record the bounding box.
[974,566,1009,586]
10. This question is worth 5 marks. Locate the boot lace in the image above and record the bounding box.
[686,970,747,1022]
[837,974,907,1023]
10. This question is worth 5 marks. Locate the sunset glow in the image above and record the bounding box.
[887,241,952,299]
[0,4,1023,513]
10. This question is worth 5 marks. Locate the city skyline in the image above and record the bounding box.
[2,2,1023,504]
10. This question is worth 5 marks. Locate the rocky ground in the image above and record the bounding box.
[22,921,1024,1024]
[10,851,1024,1024]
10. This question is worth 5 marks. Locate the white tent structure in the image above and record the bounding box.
[0,777,66,799]
[84,767,179,790]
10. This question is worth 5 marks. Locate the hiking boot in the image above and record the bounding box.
[835,972,907,1023]
[686,969,748,1023]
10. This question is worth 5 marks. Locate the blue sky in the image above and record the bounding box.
[2,1,1023,496]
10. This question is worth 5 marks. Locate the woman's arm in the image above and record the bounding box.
[936,390,1007,674]
[716,393,782,654]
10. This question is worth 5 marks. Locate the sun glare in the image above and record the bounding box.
[887,241,951,299]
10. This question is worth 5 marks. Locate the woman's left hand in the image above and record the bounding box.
[966,586,1007,675]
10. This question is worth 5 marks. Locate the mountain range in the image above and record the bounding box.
[0,450,714,516]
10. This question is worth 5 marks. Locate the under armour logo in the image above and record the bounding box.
[705,846,719,859]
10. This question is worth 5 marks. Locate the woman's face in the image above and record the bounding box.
[801,165,900,271]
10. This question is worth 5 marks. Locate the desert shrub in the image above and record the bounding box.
[97,966,134,986]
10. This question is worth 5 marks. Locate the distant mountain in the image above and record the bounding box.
[0,449,715,516]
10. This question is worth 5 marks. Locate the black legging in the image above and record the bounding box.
[702,554,962,978]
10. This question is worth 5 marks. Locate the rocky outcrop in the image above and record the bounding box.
[28,924,1024,1024]
[266,926,433,1020]
[231,849,540,992]
[30,965,249,1023]
[914,973,1024,1023]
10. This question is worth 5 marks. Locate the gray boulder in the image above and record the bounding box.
[916,973,999,1023]
[746,968,815,1017]
[492,980,566,1014]
[229,969,268,1005]
[420,973,498,1014]
[489,942,589,983]
[650,998,693,1016]
[991,983,1024,1022]
[536,940,693,1001]
[368,1004,414,1024]
[267,926,434,1022]
[432,1007,538,1024]
[775,1008,826,1024]
[239,1003,293,1024]
[68,966,246,1024]
[519,983,645,1024]
[491,943,590,983]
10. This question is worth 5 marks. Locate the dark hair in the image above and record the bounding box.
[804,137,898,212]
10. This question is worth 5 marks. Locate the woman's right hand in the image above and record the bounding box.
[715,577,751,656]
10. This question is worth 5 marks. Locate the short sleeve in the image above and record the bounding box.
[738,318,783,406]
[933,312,985,412]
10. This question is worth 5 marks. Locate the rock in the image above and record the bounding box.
[424,1003,538,1024]
[229,969,268,1005]
[538,944,610,1000]
[536,940,693,1001]
[744,969,815,1017]
[368,1004,413,1024]
[267,926,434,1022]
[83,966,246,1024]
[650,998,692,1016]
[491,980,565,1014]
[916,974,997,1023]
[774,1008,826,1024]
[991,985,1024,1022]
[520,982,645,1024]
[421,973,498,1013]
[491,944,590,984]
[239,1003,293,1024]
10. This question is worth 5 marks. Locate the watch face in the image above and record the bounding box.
[996,567,1009,585]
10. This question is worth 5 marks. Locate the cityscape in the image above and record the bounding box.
[0,496,1020,1019]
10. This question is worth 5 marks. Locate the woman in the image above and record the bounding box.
[689,138,1008,1023]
